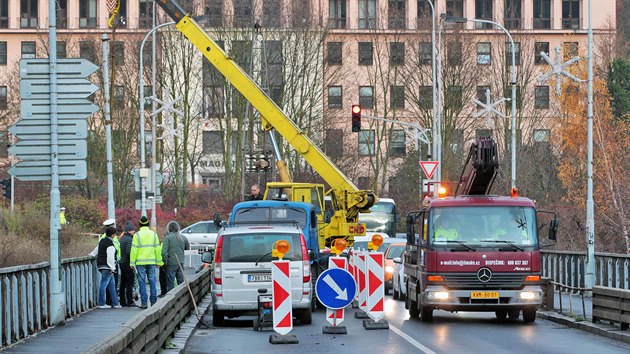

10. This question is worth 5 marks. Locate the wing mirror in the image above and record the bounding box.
[393,257,402,264]
[213,213,222,228]
[201,251,214,264]
[406,213,416,245]
[549,219,558,241]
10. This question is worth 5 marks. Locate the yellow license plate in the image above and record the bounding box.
[471,291,499,299]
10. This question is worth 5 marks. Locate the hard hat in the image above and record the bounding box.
[103,218,116,227]
[61,207,66,211]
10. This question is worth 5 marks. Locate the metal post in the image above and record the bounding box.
[139,21,174,218]
[48,0,65,325]
[151,1,158,229]
[102,34,116,222]
[427,0,436,165]
[585,0,595,291]
[436,18,443,193]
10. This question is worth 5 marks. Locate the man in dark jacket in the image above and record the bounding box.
[247,184,264,201]
[118,221,136,307]
[161,221,190,291]
[97,226,121,309]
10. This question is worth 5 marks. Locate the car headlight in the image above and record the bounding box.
[385,266,394,273]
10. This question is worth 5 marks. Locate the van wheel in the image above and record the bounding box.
[212,307,224,327]
[299,307,312,325]
[522,308,536,323]
[495,310,507,319]
[508,310,520,319]
[421,306,433,322]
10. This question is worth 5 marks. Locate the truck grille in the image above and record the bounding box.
[443,273,525,290]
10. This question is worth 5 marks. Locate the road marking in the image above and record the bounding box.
[389,324,437,354]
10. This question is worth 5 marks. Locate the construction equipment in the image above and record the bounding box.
[154,0,376,250]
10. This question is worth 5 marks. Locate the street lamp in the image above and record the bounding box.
[440,15,518,190]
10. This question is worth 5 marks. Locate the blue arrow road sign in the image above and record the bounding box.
[315,268,357,310]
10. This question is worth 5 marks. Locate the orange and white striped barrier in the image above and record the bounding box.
[272,260,293,335]
[326,256,347,326]
[365,252,385,322]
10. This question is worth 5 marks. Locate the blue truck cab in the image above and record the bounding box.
[228,200,319,257]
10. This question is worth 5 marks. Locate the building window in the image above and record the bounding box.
[506,42,521,66]
[263,0,281,28]
[533,129,550,143]
[143,85,152,109]
[80,41,96,63]
[327,42,342,65]
[504,0,522,29]
[358,130,375,156]
[390,130,406,156]
[533,0,551,29]
[535,86,549,109]
[446,85,463,111]
[476,86,491,107]
[204,0,223,27]
[390,86,405,109]
[447,42,462,66]
[0,42,6,65]
[475,0,493,29]
[357,176,371,189]
[328,86,342,109]
[358,0,376,29]
[325,129,344,158]
[390,42,405,66]
[358,42,373,65]
[113,86,125,105]
[21,42,36,59]
[80,0,98,28]
[233,0,253,27]
[388,0,406,29]
[562,0,580,29]
[417,0,430,19]
[139,0,154,28]
[203,131,224,154]
[20,0,38,28]
[446,0,464,17]
[55,0,67,28]
[563,42,578,60]
[477,42,491,65]
[292,0,310,27]
[451,129,464,153]
[419,86,432,109]
[0,86,7,109]
[141,41,153,66]
[359,86,374,108]
[504,85,522,109]
[419,42,432,65]
[113,41,125,66]
[534,42,549,65]
[57,41,66,59]
[329,0,347,29]
[0,0,8,28]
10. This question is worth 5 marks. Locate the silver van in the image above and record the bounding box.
[209,225,312,326]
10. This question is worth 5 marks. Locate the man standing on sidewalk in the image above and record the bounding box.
[130,216,163,309]
[97,226,122,309]
[161,221,189,292]
[118,221,136,307]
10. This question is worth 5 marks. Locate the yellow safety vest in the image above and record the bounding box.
[130,227,163,266]
[60,211,67,225]
[435,226,458,240]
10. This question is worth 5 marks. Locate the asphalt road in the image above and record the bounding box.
[184,296,630,354]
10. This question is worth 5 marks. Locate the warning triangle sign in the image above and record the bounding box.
[419,161,439,179]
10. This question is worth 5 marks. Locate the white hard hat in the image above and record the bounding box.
[103,218,116,227]
[61,207,66,210]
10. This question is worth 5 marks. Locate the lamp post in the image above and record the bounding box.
[441,15,518,189]
[139,21,175,219]
[420,0,437,197]
[585,0,595,291]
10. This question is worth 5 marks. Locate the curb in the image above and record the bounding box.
[538,311,630,345]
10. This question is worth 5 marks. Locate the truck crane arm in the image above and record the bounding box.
[154,0,376,218]
[454,137,499,196]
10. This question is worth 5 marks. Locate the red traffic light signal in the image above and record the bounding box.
[351,104,361,133]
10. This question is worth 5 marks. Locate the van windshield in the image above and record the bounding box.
[233,207,307,229]
[222,233,302,262]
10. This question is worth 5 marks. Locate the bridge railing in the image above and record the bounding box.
[184,245,214,270]
[0,256,97,348]
[541,250,630,290]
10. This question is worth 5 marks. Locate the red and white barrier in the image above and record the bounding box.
[326,256,347,326]
[357,253,367,310]
[365,252,385,321]
[272,260,292,335]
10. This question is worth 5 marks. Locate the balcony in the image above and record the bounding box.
[503,17,522,29]
[388,16,406,30]
[533,17,551,29]
[328,17,346,29]
[474,19,493,29]
[562,17,581,29]
[358,17,376,29]
[20,16,38,28]
[79,17,98,29]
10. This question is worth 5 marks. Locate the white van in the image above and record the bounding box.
[209,225,312,326]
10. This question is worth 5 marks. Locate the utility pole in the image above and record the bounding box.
[585,0,596,291]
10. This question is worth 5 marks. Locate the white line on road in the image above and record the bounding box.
[389,324,437,354]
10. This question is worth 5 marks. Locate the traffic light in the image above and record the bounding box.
[351,104,361,133]
[0,178,11,199]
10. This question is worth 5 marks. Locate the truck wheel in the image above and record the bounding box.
[299,307,313,325]
[212,307,224,327]
[421,306,433,322]
[522,308,536,323]
[495,310,507,319]
[508,310,520,319]
[409,296,420,318]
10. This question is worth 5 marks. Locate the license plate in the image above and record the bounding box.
[248,274,271,282]
[471,291,499,299]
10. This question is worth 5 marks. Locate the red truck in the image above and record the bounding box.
[403,137,558,323]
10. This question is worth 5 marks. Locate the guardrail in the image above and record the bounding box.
[592,286,630,330]
[184,245,214,270]
[0,256,98,348]
[541,250,630,290]
[85,267,211,353]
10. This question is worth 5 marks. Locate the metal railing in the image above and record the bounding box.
[0,256,98,348]
[533,17,552,29]
[541,250,630,290]
[184,245,215,270]
[562,17,582,30]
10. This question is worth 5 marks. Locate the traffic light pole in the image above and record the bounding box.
[361,114,431,200]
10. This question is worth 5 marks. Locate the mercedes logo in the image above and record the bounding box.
[477,267,492,283]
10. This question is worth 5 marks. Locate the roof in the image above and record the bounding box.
[427,195,536,208]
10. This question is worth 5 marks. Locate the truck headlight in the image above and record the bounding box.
[427,291,449,300]
[519,291,540,300]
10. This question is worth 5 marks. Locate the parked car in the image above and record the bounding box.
[180,221,220,247]
[206,225,313,327]
[383,243,406,292]
[392,251,407,301]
